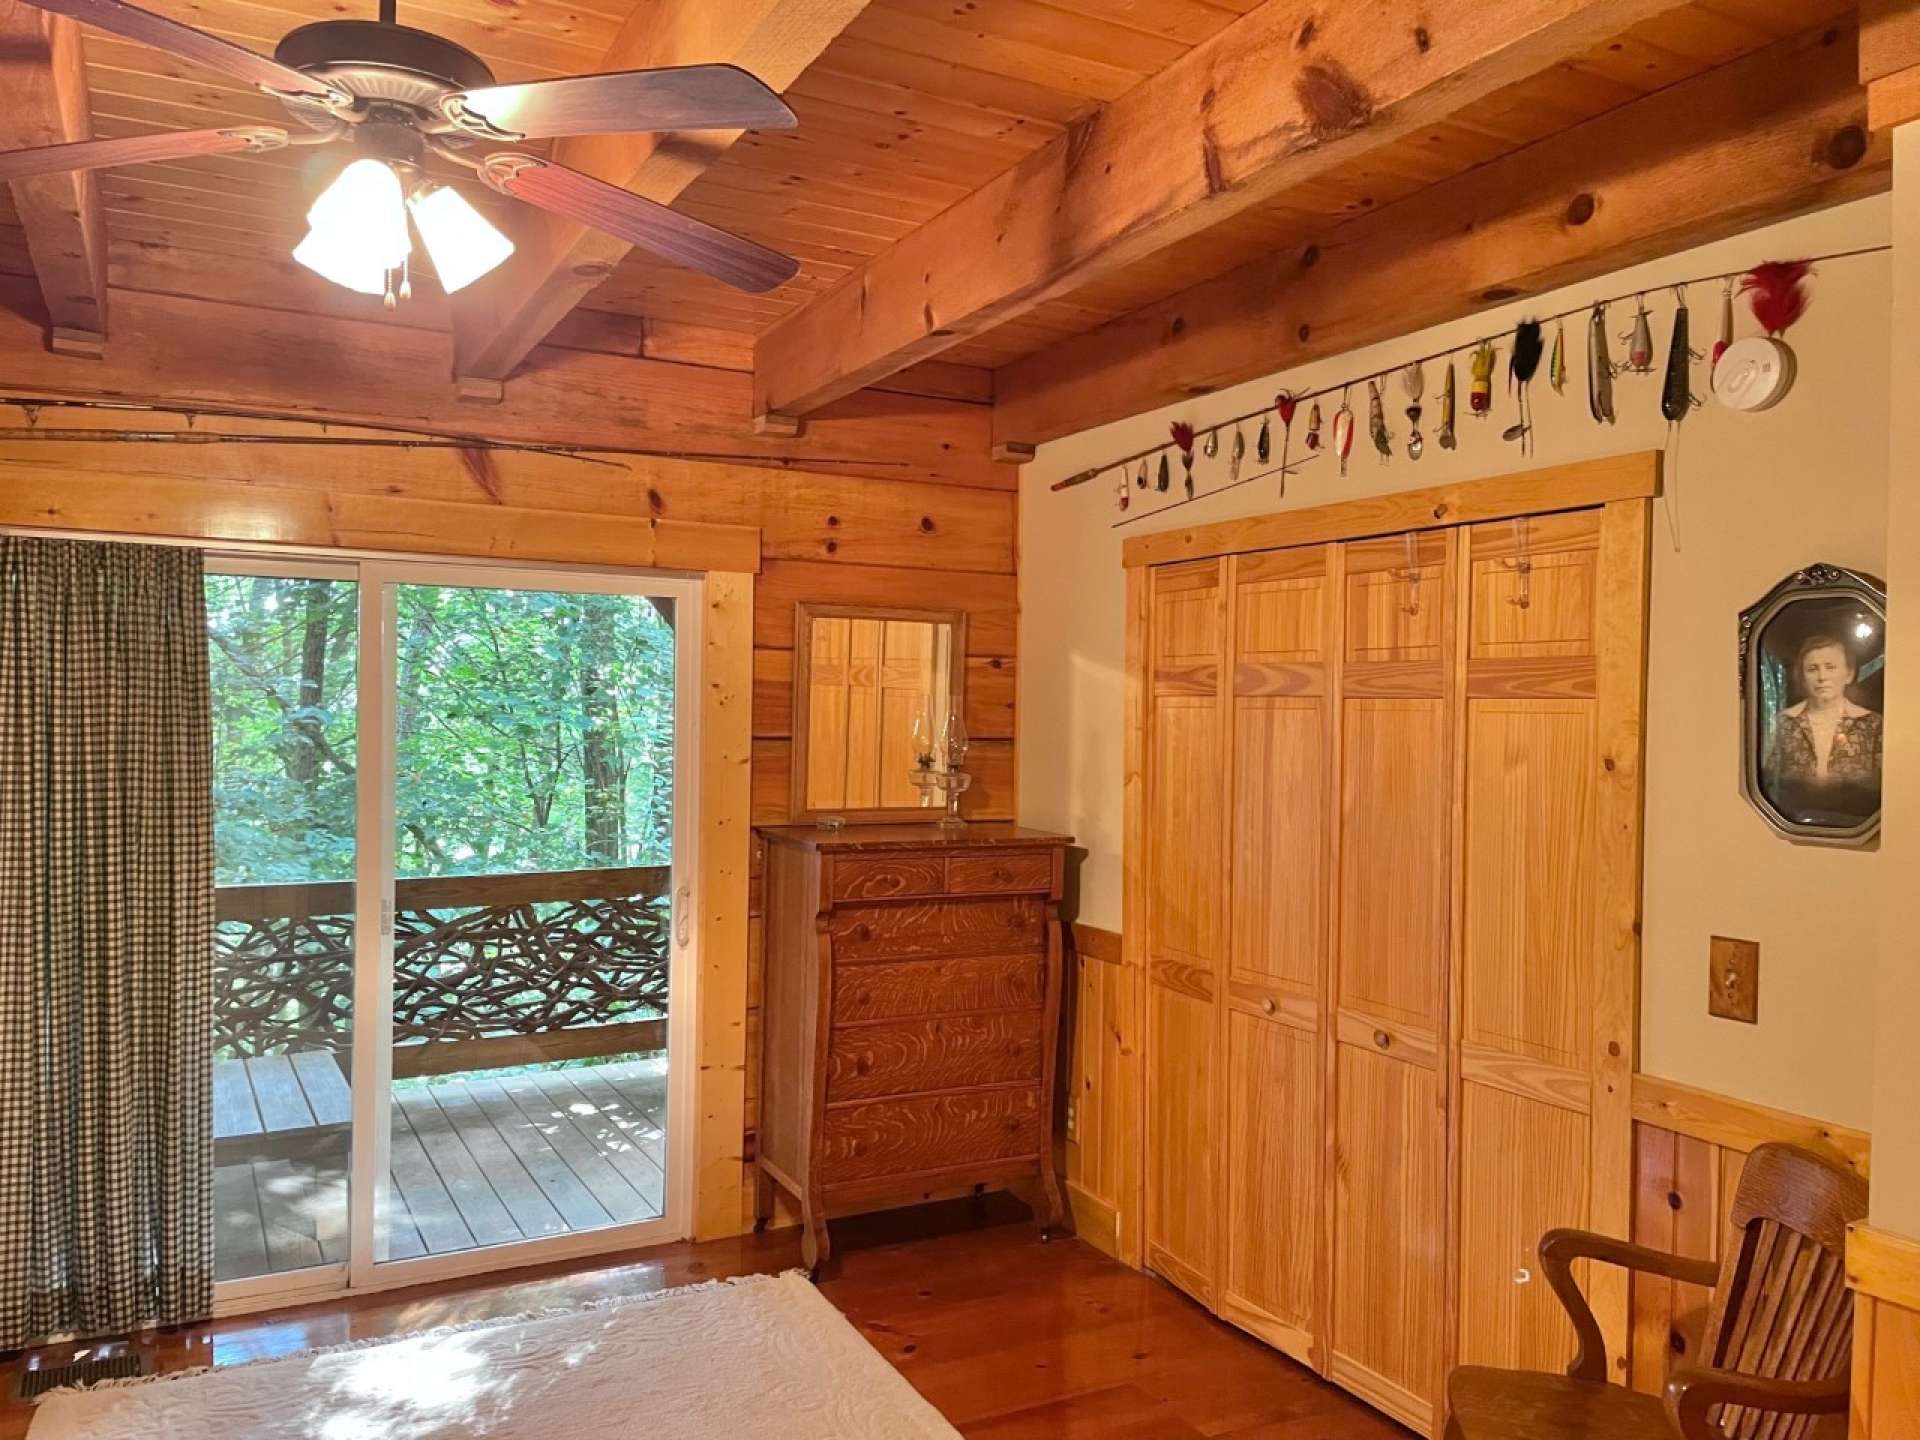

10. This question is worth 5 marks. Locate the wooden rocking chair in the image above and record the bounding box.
[1446,1142,1868,1440]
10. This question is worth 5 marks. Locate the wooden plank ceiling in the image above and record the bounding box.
[0,0,1874,445]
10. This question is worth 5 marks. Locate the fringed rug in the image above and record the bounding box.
[30,1270,959,1439]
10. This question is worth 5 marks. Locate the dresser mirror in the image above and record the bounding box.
[789,602,968,824]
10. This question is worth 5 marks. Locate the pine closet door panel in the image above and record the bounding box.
[1145,560,1226,1302]
[1452,505,1644,1377]
[1329,1041,1446,1429]
[1327,531,1455,1433]
[1219,546,1332,1359]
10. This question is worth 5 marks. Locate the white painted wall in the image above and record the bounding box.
[1019,196,1889,1131]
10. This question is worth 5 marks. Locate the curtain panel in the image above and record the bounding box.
[0,538,213,1347]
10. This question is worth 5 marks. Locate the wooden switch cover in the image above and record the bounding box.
[1708,936,1759,1024]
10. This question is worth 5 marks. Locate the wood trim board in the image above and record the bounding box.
[1120,453,1662,569]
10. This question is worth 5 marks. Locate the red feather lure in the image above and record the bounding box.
[1739,260,1813,337]
[1170,421,1195,455]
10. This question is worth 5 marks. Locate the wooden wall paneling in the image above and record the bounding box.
[1142,558,1226,1304]
[697,569,756,1240]
[1588,497,1653,1365]
[1849,1224,1920,1440]
[1216,544,1332,1365]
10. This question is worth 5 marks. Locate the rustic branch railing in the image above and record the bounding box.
[214,864,672,1078]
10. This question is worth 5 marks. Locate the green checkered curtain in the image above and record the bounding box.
[0,538,213,1347]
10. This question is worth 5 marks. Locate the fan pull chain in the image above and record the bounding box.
[399,255,413,303]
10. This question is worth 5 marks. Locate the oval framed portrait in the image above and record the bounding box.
[1738,563,1886,846]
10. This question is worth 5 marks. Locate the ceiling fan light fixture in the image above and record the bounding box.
[293,157,411,300]
[407,183,514,293]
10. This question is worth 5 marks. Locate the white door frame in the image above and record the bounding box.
[206,553,702,1313]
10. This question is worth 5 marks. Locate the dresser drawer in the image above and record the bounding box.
[945,849,1054,895]
[829,853,946,903]
[830,896,1044,963]
[831,954,1047,1023]
[820,1087,1042,1185]
[826,1011,1044,1103]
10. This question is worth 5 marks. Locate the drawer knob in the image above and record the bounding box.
[1373,1029,1391,1050]
[1261,997,1277,1015]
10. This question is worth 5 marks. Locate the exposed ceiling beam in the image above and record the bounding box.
[750,0,1687,423]
[1859,0,1920,128]
[449,0,872,386]
[991,22,1883,450]
[0,0,107,354]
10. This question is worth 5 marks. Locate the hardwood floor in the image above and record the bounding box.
[0,1202,1407,1438]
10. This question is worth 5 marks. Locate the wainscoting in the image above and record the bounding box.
[1060,920,1876,1400]
[1850,1224,1920,1439]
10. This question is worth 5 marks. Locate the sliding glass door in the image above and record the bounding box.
[207,559,697,1305]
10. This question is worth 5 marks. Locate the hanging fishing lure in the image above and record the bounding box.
[1116,472,1130,513]
[1661,286,1703,424]
[1619,294,1655,374]
[1402,363,1424,460]
[1437,357,1457,450]
[1305,400,1324,453]
[1229,425,1246,484]
[1367,379,1392,464]
[1171,421,1196,499]
[1469,341,1496,418]
[1202,428,1219,459]
[1548,319,1567,395]
[1156,451,1170,492]
[1256,410,1271,465]
[1587,303,1617,425]
[1331,389,1355,478]
[1136,456,1149,490]
[1274,391,1298,495]
[1505,319,1544,453]
[1712,275,1735,379]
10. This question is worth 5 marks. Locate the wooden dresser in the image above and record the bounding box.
[754,822,1072,1272]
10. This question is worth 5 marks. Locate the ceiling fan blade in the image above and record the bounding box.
[0,126,288,183]
[447,64,796,141]
[25,0,348,103]
[481,153,798,295]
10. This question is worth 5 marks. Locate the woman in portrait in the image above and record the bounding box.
[1764,633,1883,818]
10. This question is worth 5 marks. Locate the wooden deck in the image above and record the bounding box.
[213,1057,669,1281]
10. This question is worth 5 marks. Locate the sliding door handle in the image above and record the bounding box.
[675,884,691,948]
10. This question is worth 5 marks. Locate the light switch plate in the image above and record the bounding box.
[1709,936,1759,1024]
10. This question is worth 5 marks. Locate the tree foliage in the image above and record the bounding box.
[207,575,677,885]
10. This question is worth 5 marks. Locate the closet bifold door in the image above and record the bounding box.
[1142,558,1227,1304]
[1326,530,1454,1434]
[1448,503,1647,1382]
[1216,545,1333,1365]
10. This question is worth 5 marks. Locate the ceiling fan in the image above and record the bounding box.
[0,0,803,306]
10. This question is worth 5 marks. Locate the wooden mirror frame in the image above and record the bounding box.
[788,600,969,825]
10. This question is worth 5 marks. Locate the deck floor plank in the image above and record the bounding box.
[384,1113,475,1257]
[217,1058,670,1280]
[253,1159,326,1272]
[211,1062,263,1140]
[526,1067,667,1210]
[291,1051,353,1127]
[461,1077,619,1232]
[419,1082,569,1240]
[213,1163,269,1281]
[496,1072,661,1225]
[246,1058,317,1134]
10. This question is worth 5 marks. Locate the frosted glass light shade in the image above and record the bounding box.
[407,184,514,293]
[293,159,411,294]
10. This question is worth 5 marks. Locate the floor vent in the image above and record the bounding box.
[17,1354,146,1399]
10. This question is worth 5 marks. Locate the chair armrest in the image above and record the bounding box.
[1538,1228,1721,1383]
[1663,1368,1847,1440]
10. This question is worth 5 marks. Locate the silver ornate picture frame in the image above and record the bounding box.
[1738,563,1886,847]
